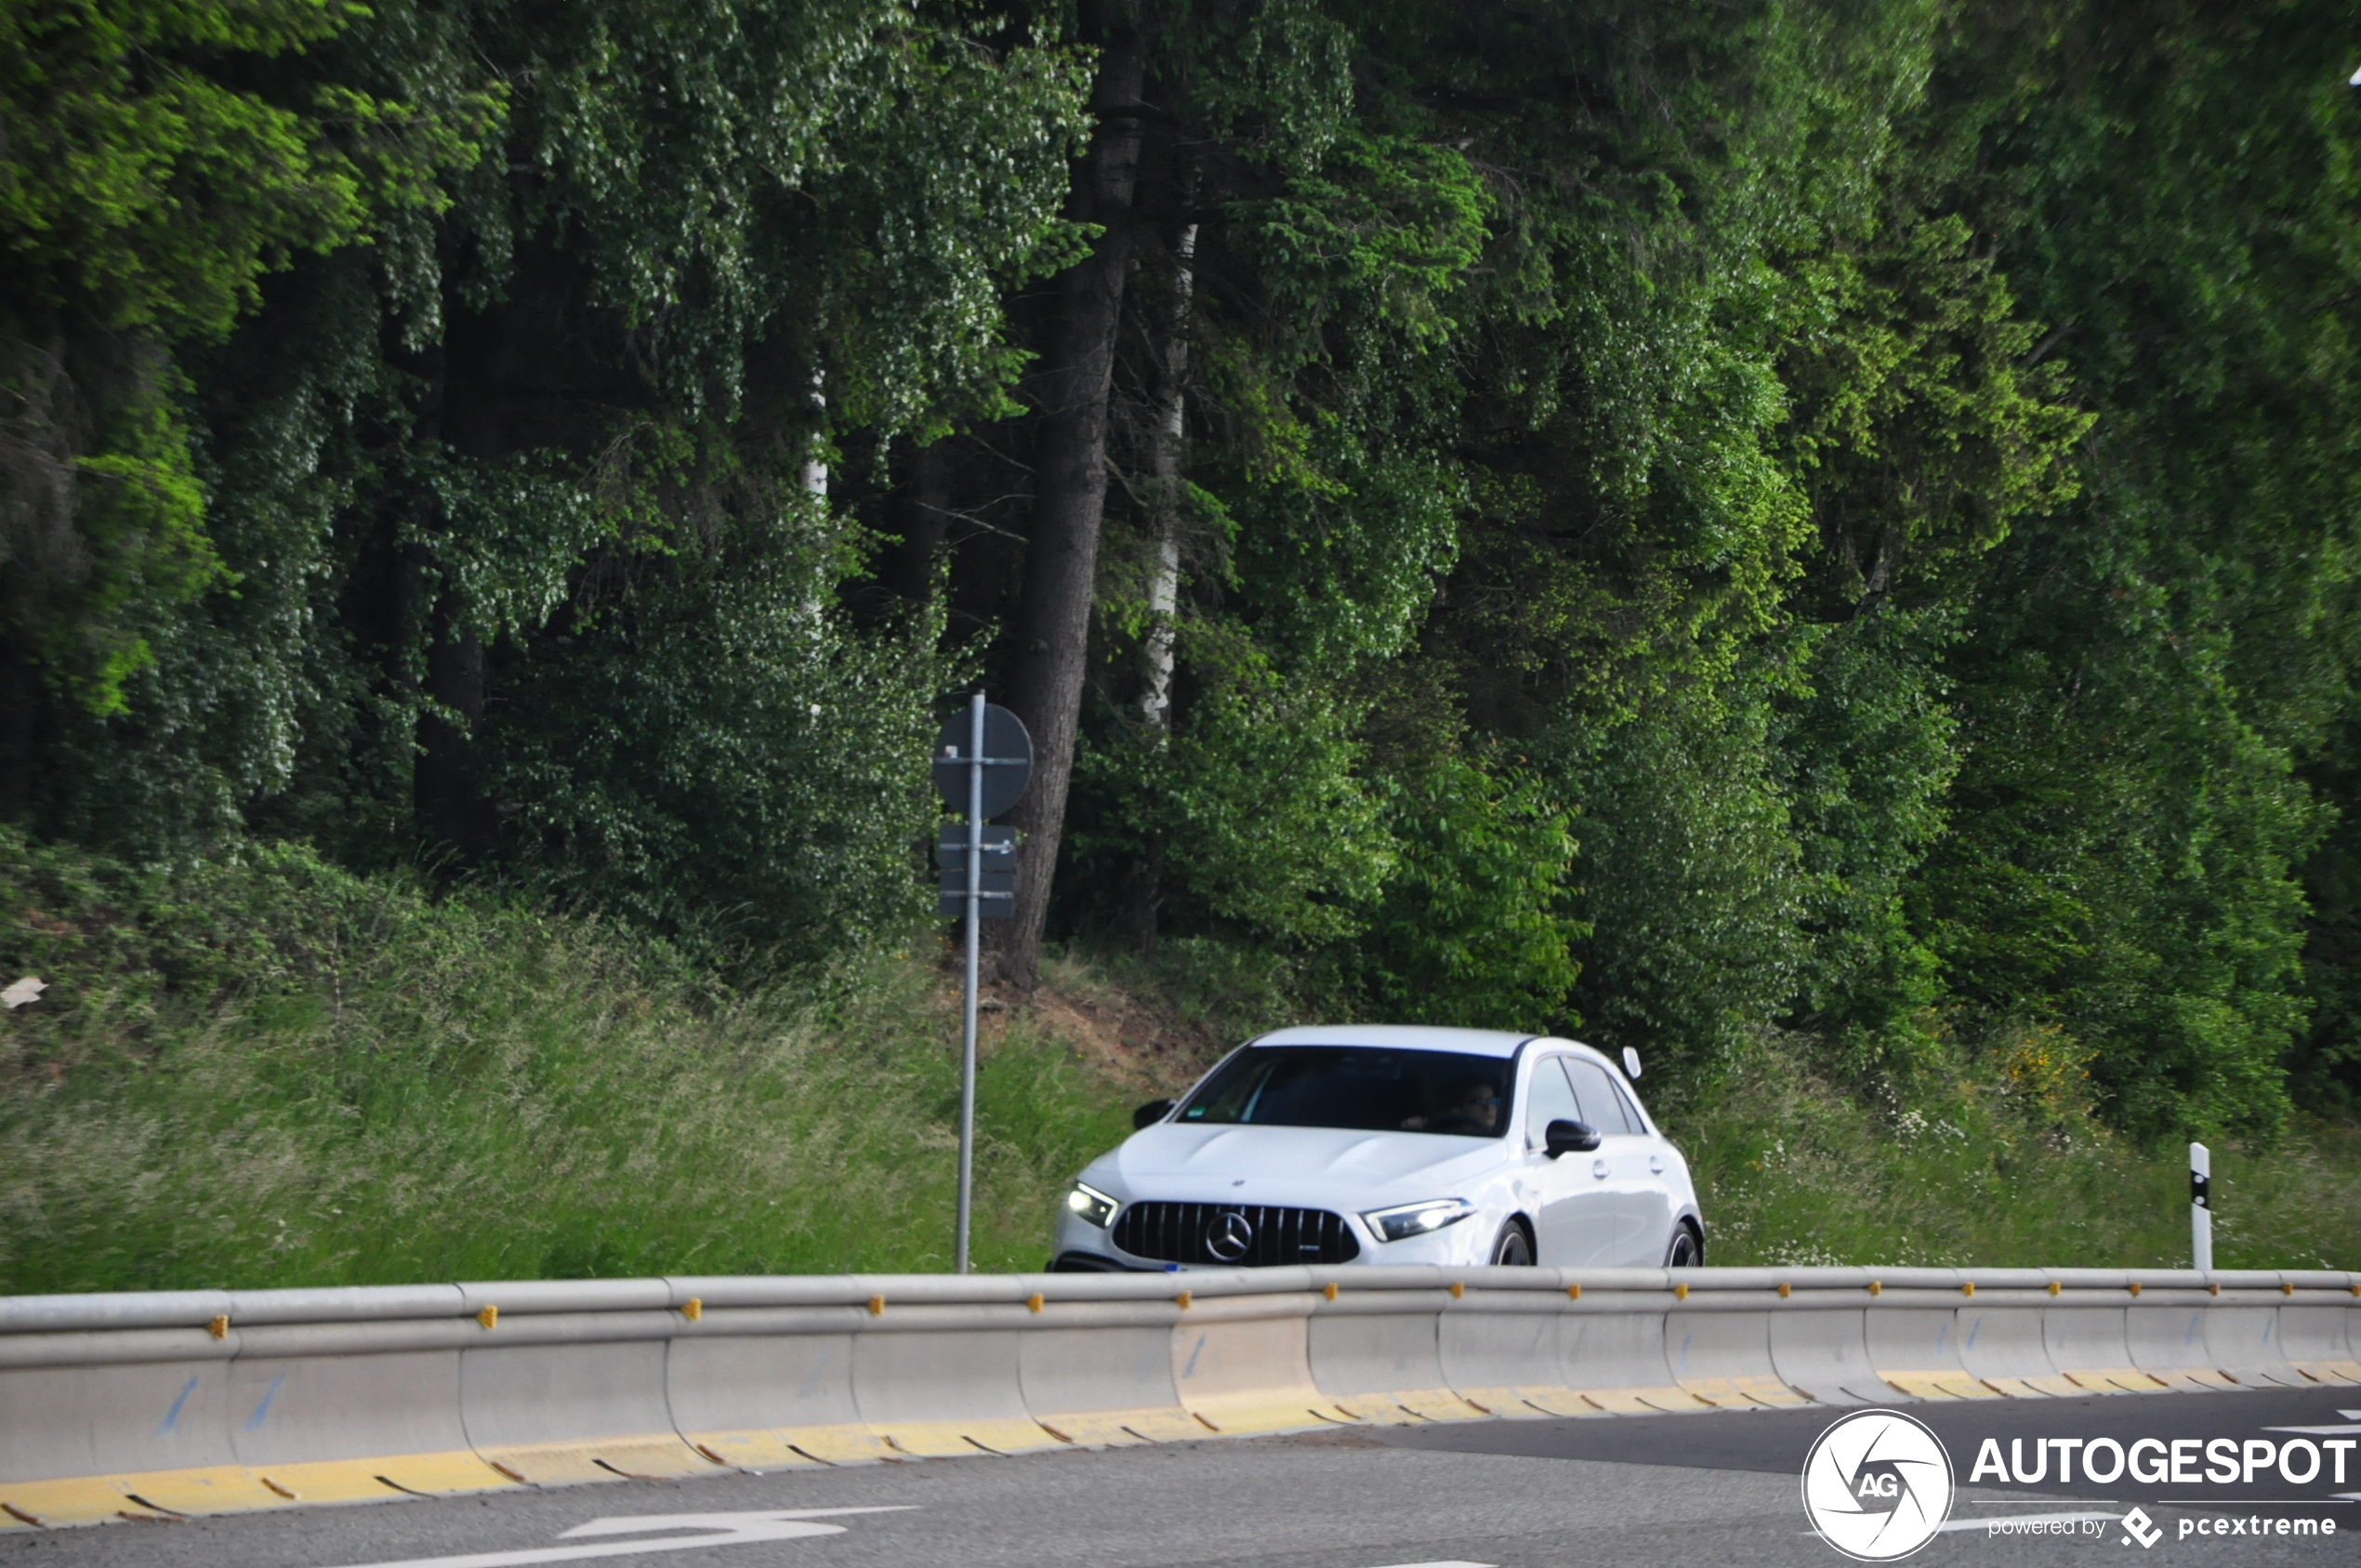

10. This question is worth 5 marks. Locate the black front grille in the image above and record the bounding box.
[1111,1202,1361,1266]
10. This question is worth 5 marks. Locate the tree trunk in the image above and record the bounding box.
[416,608,495,850]
[990,5,1145,990]
[413,309,498,853]
[1139,217,1197,730]
[1124,213,1198,956]
[882,438,955,607]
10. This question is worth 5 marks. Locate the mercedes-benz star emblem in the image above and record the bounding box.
[1205,1208,1254,1262]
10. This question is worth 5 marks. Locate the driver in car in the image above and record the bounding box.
[1401,1079,1500,1135]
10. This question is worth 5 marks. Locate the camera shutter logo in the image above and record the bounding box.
[1800,1409,1955,1561]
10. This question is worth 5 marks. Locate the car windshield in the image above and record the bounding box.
[1176,1047,1515,1137]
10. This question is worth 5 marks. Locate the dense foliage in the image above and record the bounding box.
[7,0,2359,1141]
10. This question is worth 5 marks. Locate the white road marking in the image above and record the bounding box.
[1360,1561,1497,1567]
[2265,1423,2361,1435]
[321,1508,914,1568]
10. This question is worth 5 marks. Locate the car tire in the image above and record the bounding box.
[1665,1221,1703,1268]
[1489,1219,1536,1266]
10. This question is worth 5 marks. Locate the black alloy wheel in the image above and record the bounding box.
[1665,1223,1703,1268]
[1490,1220,1535,1266]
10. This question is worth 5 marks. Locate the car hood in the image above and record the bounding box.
[1093,1122,1503,1204]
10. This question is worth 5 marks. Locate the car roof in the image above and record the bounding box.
[1246,1023,1538,1059]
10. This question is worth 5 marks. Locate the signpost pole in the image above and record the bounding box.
[930,693,1026,1274]
[956,692,984,1274]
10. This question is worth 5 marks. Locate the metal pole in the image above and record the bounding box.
[2189,1140,2211,1273]
[956,692,984,1274]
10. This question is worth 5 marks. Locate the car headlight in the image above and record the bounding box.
[1064,1181,1118,1229]
[1360,1197,1476,1243]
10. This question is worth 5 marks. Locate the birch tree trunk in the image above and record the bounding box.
[1140,218,1198,731]
[1123,214,1198,955]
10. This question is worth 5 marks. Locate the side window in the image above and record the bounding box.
[1523,1057,1582,1147]
[1565,1058,1634,1136]
[1611,1078,1650,1135]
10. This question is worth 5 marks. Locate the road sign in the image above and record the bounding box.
[934,692,1035,1279]
[932,705,1032,820]
[938,870,1016,918]
[935,824,1015,872]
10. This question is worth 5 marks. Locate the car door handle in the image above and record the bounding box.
[1590,1158,1608,1179]
[1649,1155,1664,1174]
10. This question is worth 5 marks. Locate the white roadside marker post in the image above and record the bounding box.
[2190,1140,2211,1274]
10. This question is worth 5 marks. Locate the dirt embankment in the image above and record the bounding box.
[962,960,1236,1103]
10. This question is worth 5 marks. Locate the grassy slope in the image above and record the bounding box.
[1682,1053,2361,1271]
[0,836,1140,1291]
[2,833,2354,1292]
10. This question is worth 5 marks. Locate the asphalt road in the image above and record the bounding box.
[1,1388,2353,1568]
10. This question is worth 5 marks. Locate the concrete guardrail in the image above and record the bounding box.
[2,1265,2354,1531]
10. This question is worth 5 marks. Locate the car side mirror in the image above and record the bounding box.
[1132,1098,1175,1130]
[1544,1119,1601,1158]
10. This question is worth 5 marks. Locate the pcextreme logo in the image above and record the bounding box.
[1801,1408,1956,1561]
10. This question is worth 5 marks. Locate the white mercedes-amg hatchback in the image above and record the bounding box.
[1049,1024,1704,1272]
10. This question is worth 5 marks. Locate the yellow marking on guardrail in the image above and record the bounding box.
[1576,1385,1714,1415]
[1332,1387,1489,1423]
[2060,1367,2170,1394]
[1457,1384,1591,1417]
[1180,1393,1359,1434]
[0,1478,148,1528]
[477,1305,497,1330]
[2291,1360,2361,1385]
[478,1437,719,1484]
[681,1430,826,1469]
[682,1297,702,1321]
[774,1425,896,1465]
[1034,1407,1204,1445]
[874,1419,1068,1457]
[1882,1371,2001,1401]
[110,1466,283,1515]
[866,1295,885,1315]
[205,1315,228,1340]
[1982,1374,2082,1397]
[1679,1376,1806,1409]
